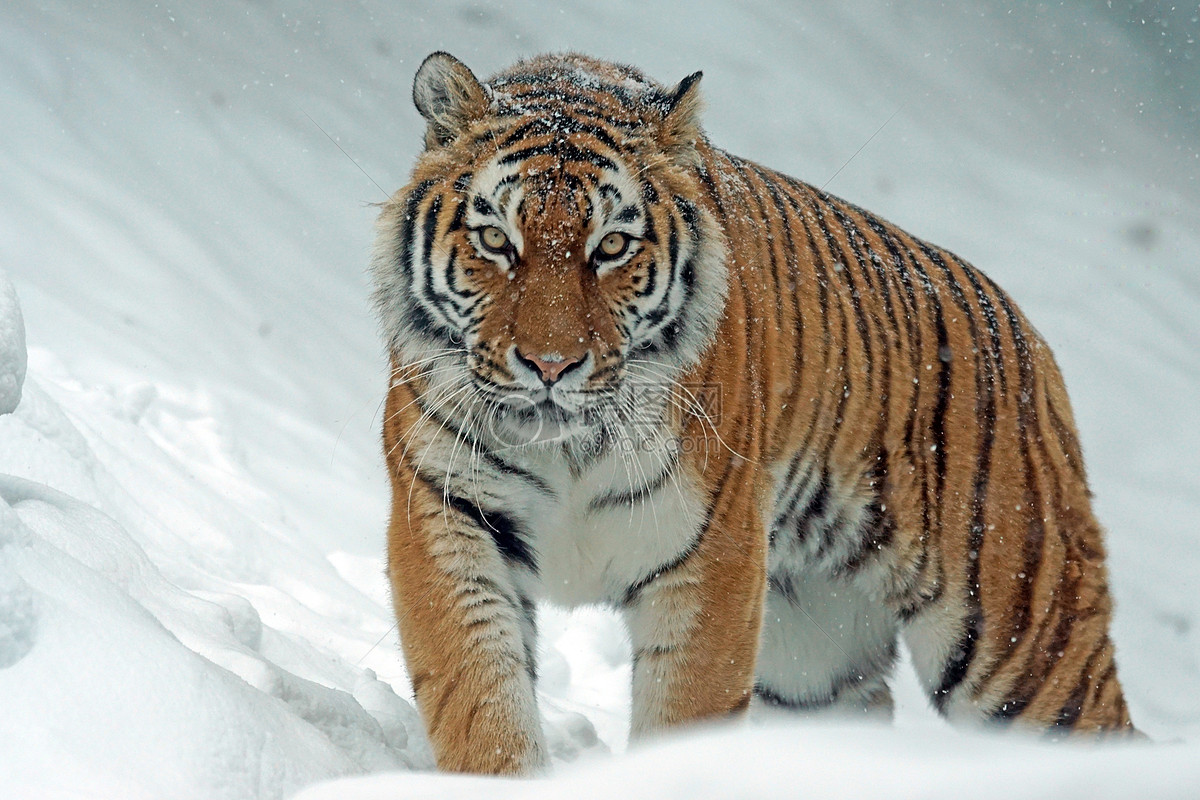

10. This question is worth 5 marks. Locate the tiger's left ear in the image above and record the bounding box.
[412,52,490,149]
[656,71,704,164]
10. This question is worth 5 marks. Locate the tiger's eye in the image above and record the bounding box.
[597,232,629,259]
[480,226,509,253]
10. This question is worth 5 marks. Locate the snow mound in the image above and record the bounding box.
[0,372,428,799]
[294,723,1200,800]
[0,270,26,415]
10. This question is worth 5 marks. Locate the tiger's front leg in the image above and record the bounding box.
[621,484,768,738]
[385,461,546,774]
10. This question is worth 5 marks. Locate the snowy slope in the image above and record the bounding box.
[1,1,1198,798]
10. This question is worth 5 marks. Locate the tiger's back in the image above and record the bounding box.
[374,51,1134,774]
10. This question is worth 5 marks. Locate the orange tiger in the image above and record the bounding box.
[371,51,1137,774]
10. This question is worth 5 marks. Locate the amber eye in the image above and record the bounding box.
[478,226,510,254]
[595,232,631,261]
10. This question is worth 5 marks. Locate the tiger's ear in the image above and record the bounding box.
[412,52,490,149]
[656,71,704,164]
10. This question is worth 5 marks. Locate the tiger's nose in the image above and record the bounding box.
[516,350,583,385]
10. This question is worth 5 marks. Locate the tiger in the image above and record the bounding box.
[371,51,1137,774]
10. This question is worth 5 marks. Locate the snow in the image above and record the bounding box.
[293,724,1199,800]
[0,1,1197,798]
[0,270,26,415]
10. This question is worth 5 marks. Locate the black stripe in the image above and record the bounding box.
[446,199,467,233]
[862,216,925,476]
[520,595,538,683]
[992,694,1032,722]
[754,684,827,711]
[1049,639,1107,734]
[494,172,522,193]
[588,452,679,512]
[922,244,995,713]
[499,141,616,171]
[694,162,727,217]
[674,195,701,238]
[793,475,830,550]
[837,454,896,576]
[657,199,701,341]
[638,211,680,331]
[752,165,805,388]
[621,528,703,606]
[929,312,951,524]
[1088,659,1118,710]
[634,256,658,299]
[813,196,874,409]
[732,162,785,335]
[445,493,538,573]
[794,188,868,465]
[781,187,845,483]
[498,115,621,150]
[641,179,660,205]
[442,246,481,306]
[777,184,835,463]
[932,609,983,712]
[951,254,1008,395]
[892,235,946,612]
[614,205,639,224]
[770,458,815,538]
[832,203,899,443]
[471,195,497,217]
[501,86,614,111]
[397,181,435,275]
[982,273,1046,658]
[416,194,479,329]
[421,193,441,266]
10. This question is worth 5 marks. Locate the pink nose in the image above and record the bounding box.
[517,350,583,384]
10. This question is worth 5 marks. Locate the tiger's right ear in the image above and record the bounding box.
[412,52,490,149]
[656,71,705,165]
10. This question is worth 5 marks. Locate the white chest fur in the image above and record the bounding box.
[507,440,705,607]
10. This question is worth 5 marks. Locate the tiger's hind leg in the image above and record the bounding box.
[893,454,1137,735]
[755,568,899,719]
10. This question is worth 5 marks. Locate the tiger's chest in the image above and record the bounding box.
[505,443,705,607]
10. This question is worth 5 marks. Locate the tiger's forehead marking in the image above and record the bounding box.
[466,118,647,254]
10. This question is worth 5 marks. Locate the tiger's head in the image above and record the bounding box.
[373,52,728,447]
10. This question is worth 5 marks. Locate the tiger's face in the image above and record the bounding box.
[373,53,728,446]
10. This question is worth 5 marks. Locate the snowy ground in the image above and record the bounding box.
[1,2,1197,798]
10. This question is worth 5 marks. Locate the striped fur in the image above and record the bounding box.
[373,52,1136,774]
